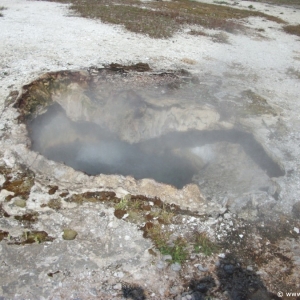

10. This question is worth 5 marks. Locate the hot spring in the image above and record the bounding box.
[16,65,284,199]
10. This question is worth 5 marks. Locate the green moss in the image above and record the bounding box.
[22,230,54,244]
[62,229,78,240]
[146,224,188,263]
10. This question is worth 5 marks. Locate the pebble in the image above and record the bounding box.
[113,272,124,278]
[14,198,26,208]
[293,227,299,234]
[246,265,253,271]
[163,255,172,261]
[170,286,180,295]
[171,262,181,271]
[88,288,98,297]
[62,229,78,240]
[223,264,235,274]
[223,213,231,219]
[196,264,208,272]
[0,174,5,187]
[113,283,122,290]
[157,260,165,269]
[218,253,226,258]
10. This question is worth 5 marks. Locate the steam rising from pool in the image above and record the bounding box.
[28,103,284,193]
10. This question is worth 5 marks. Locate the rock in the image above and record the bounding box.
[162,254,172,261]
[0,174,5,187]
[223,264,235,274]
[62,229,78,240]
[223,213,231,220]
[156,260,165,269]
[14,198,26,208]
[196,264,208,272]
[171,262,181,271]
[190,292,204,300]
[113,283,122,290]
[169,285,180,295]
[88,288,98,297]
[246,265,253,271]
[113,272,124,278]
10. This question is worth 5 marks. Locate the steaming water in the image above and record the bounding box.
[28,103,284,191]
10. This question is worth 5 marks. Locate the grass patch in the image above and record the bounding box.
[45,0,285,38]
[213,1,230,5]
[115,197,129,210]
[212,32,230,43]
[147,224,188,263]
[193,232,219,256]
[283,24,300,37]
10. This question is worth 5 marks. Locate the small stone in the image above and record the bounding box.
[239,234,244,238]
[157,260,165,269]
[292,201,300,219]
[190,292,203,300]
[223,213,231,220]
[162,255,172,261]
[223,264,235,274]
[171,262,181,271]
[62,229,78,240]
[294,227,299,234]
[88,288,98,297]
[113,272,124,278]
[0,174,5,187]
[197,264,208,272]
[246,265,253,271]
[113,283,122,290]
[169,286,180,295]
[14,198,26,208]
[124,235,130,240]
[218,253,226,258]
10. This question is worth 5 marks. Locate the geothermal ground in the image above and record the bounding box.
[0,0,300,299]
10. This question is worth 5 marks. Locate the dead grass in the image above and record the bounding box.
[283,24,300,37]
[0,6,6,17]
[44,0,285,38]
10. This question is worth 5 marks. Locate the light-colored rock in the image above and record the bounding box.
[13,198,26,208]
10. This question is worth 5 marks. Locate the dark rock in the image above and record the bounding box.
[122,284,146,300]
[191,291,204,300]
[217,254,271,300]
[223,264,235,274]
[189,276,215,294]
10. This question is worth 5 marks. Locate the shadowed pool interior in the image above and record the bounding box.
[27,103,284,190]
